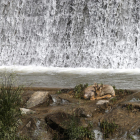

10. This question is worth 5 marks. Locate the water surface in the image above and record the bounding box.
[0,66,140,90]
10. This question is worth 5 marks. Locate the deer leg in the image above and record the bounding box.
[90,96,96,100]
[96,95,112,100]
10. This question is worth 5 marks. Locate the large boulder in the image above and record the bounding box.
[26,91,53,108]
[45,112,81,139]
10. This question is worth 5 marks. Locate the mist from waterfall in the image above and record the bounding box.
[0,0,140,68]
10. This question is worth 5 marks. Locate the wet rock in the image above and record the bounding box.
[20,108,36,115]
[18,118,37,139]
[45,112,83,139]
[26,91,53,108]
[50,95,70,105]
[18,117,52,140]
[93,129,103,140]
[45,112,77,129]
[73,108,92,118]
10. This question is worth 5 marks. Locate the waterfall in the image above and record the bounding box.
[0,0,140,68]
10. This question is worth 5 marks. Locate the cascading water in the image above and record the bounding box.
[0,0,140,68]
[0,0,140,89]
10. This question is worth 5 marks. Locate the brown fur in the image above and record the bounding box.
[84,83,115,100]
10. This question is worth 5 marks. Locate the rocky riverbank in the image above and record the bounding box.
[18,87,140,140]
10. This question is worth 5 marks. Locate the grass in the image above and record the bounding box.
[52,109,95,140]
[56,90,62,94]
[110,86,133,105]
[73,83,88,99]
[100,120,118,139]
[110,97,117,104]
[128,134,136,140]
[127,104,133,111]
[0,73,30,140]
[65,119,95,140]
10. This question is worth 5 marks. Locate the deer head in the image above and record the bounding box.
[94,83,104,96]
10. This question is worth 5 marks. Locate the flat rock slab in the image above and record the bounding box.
[26,91,52,108]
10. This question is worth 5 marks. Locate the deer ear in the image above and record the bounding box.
[100,87,102,91]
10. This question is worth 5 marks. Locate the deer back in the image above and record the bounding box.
[100,84,115,96]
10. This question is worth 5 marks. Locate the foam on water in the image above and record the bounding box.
[0,66,140,75]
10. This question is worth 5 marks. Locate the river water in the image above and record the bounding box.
[1,1,140,89]
[0,66,140,90]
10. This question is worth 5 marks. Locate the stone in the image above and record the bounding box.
[96,100,109,105]
[73,108,92,118]
[121,92,140,109]
[26,91,53,108]
[20,108,36,115]
[50,95,70,105]
[18,117,52,140]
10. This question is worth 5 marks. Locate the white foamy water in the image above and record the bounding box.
[0,0,140,68]
[0,66,140,89]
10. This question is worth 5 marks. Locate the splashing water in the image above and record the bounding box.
[0,0,140,68]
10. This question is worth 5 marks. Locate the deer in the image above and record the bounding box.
[84,83,115,100]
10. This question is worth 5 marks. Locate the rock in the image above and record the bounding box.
[50,95,70,105]
[51,95,62,104]
[93,130,103,140]
[96,100,109,105]
[73,108,92,118]
[26,91,53,108]
[18,117,52,140]
[45,112,83,138]
[20,108,36,114]
[45,112,76,130]
[19,88,140,140]
[45,111,95,139]
[121,92,140,109]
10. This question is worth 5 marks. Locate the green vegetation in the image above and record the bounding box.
[115,89,133,97]
[65,120,94,140]
[113,85,116,91]
[100,120,118,139]
[52,110,95,140]
[110,86,133,105]
[126,104,133,111]
[113,85,133,96]
[74,83,88,99]
[56,90,62,94]
[128,134,135,140]
[0,73,28,140]
[110,97,117,104]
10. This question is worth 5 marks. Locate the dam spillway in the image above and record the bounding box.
[0,0,140,89]
[0,0,140,68]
